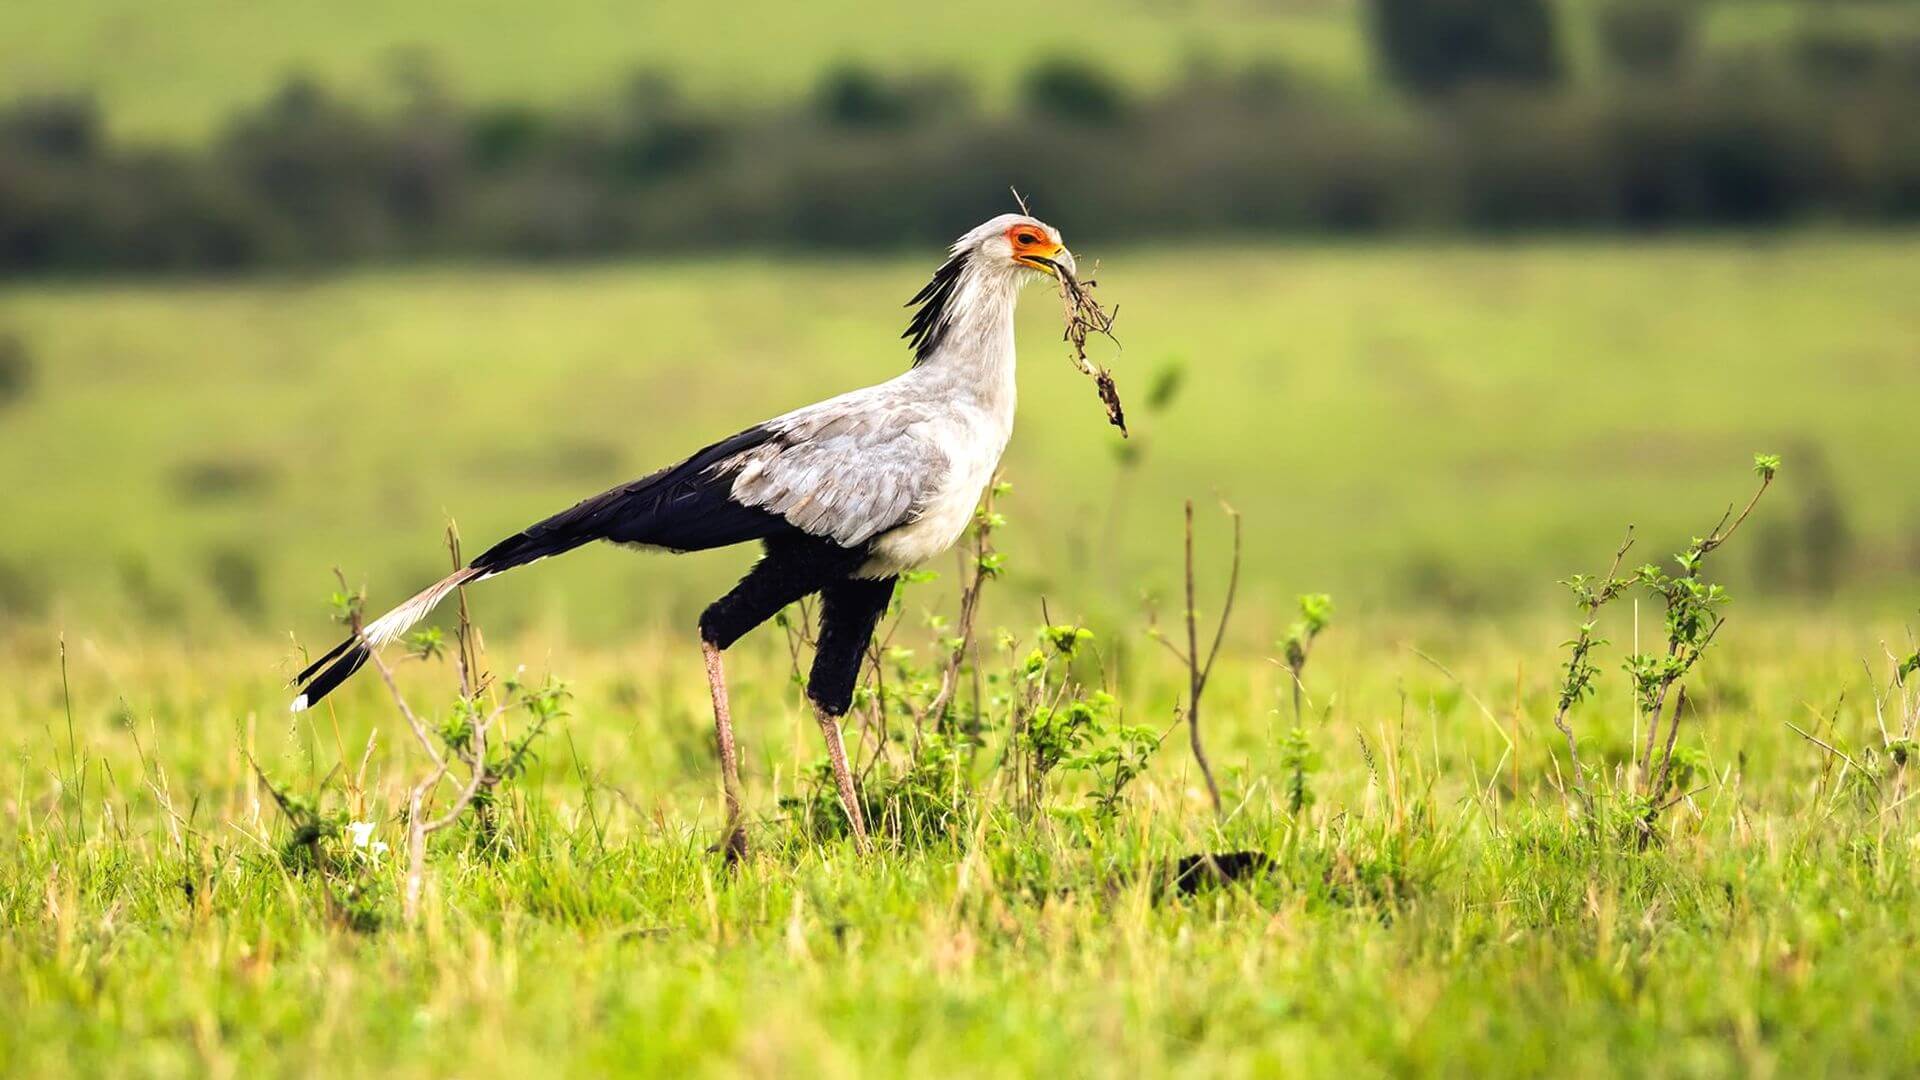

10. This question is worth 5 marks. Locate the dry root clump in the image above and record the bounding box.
[1056,263,1127,437]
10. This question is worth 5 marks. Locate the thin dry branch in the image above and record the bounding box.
[446,523,484,701]
[361,523,516,923]
[365,634,443,771]
[1697,469,1774,557]
[1177,498,1241,817]
[1639,616,1726,789]
[1786,716,1873,779]
[1649,685,1691,802]
[924,481,1000,726]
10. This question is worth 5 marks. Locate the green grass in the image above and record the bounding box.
[0,234,1916,643]
[4,233,1920,1073]
[6,609,1920,1075]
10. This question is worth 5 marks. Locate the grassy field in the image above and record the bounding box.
[5,607,1920,1075]
[5,0,1918,142]
[0,234,1916,644]
[3,234,1919,1074]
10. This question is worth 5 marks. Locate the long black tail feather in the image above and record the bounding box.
[289,640,373,712]
[289,566,482,712]
[288,424,800,713]
[293,632,359,686]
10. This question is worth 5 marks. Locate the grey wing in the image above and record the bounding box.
[719,395,948,548]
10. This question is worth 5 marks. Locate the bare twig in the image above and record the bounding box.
[1639,617,1726,788]
[365,636,443,771]
[364,524,521,923]
[1197,500,1243,695]
[1176,499,1240,817]
[446,522,483,702]
[1697,469,1774,557]
[1786,717,1873,779]
[1649,685,1692,803]
[925,480,1000,727]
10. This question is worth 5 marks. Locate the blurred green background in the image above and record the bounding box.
[1,0,1916,643]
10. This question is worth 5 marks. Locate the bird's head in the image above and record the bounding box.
[903,213,1075,366]
[959,212,1076,281]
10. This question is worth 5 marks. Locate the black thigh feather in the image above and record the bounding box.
[808,576,899,716]
[698,533,874,651]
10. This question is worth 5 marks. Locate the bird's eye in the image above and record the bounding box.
[1016,232,1039,246]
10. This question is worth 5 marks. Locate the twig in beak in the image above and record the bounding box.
[1055,261,1127,437]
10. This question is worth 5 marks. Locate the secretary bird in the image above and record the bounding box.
[290,213,1075,856]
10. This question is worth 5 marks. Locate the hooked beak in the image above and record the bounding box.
[1018,244,1076,280]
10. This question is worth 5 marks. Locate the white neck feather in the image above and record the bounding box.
[908,257,1028,415]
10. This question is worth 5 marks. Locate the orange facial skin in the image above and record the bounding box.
[1006,223,1064,273]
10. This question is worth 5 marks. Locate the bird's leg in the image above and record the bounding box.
[814,704,870,853]
[701,640,749,863]
[698,545,862,863]
[809,575,898,855]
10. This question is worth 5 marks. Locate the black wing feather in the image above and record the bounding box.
[470,424,800,572]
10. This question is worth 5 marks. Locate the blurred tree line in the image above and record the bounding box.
[5,0,1920,273]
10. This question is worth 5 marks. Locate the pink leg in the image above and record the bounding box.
[814,705,871,854]
[702,641,749,863]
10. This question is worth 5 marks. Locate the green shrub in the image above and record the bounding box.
[1599,1,1698,79]
[1367,0,1565,97]
[1021,56,1127,125]
[6,54,1920,274]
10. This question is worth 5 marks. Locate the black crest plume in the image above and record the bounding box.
[902,250,967,366]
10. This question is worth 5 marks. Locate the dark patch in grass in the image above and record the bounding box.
[1169,850,1274,896]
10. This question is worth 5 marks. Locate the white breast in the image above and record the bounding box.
[859,405,1010,577]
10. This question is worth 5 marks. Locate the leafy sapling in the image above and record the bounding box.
[1281,592,1334,723]
[1629,454,1778,817]
[1012,621,1160,824]
[1551,528,1637,813]
[327,574,368,630]
[1276,593,1333,814]
[407,625,446,661]
[1280,724,1317,815]
[303,523,566,920]
[1548,455,1779,837]
[1074,720,1163,821]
